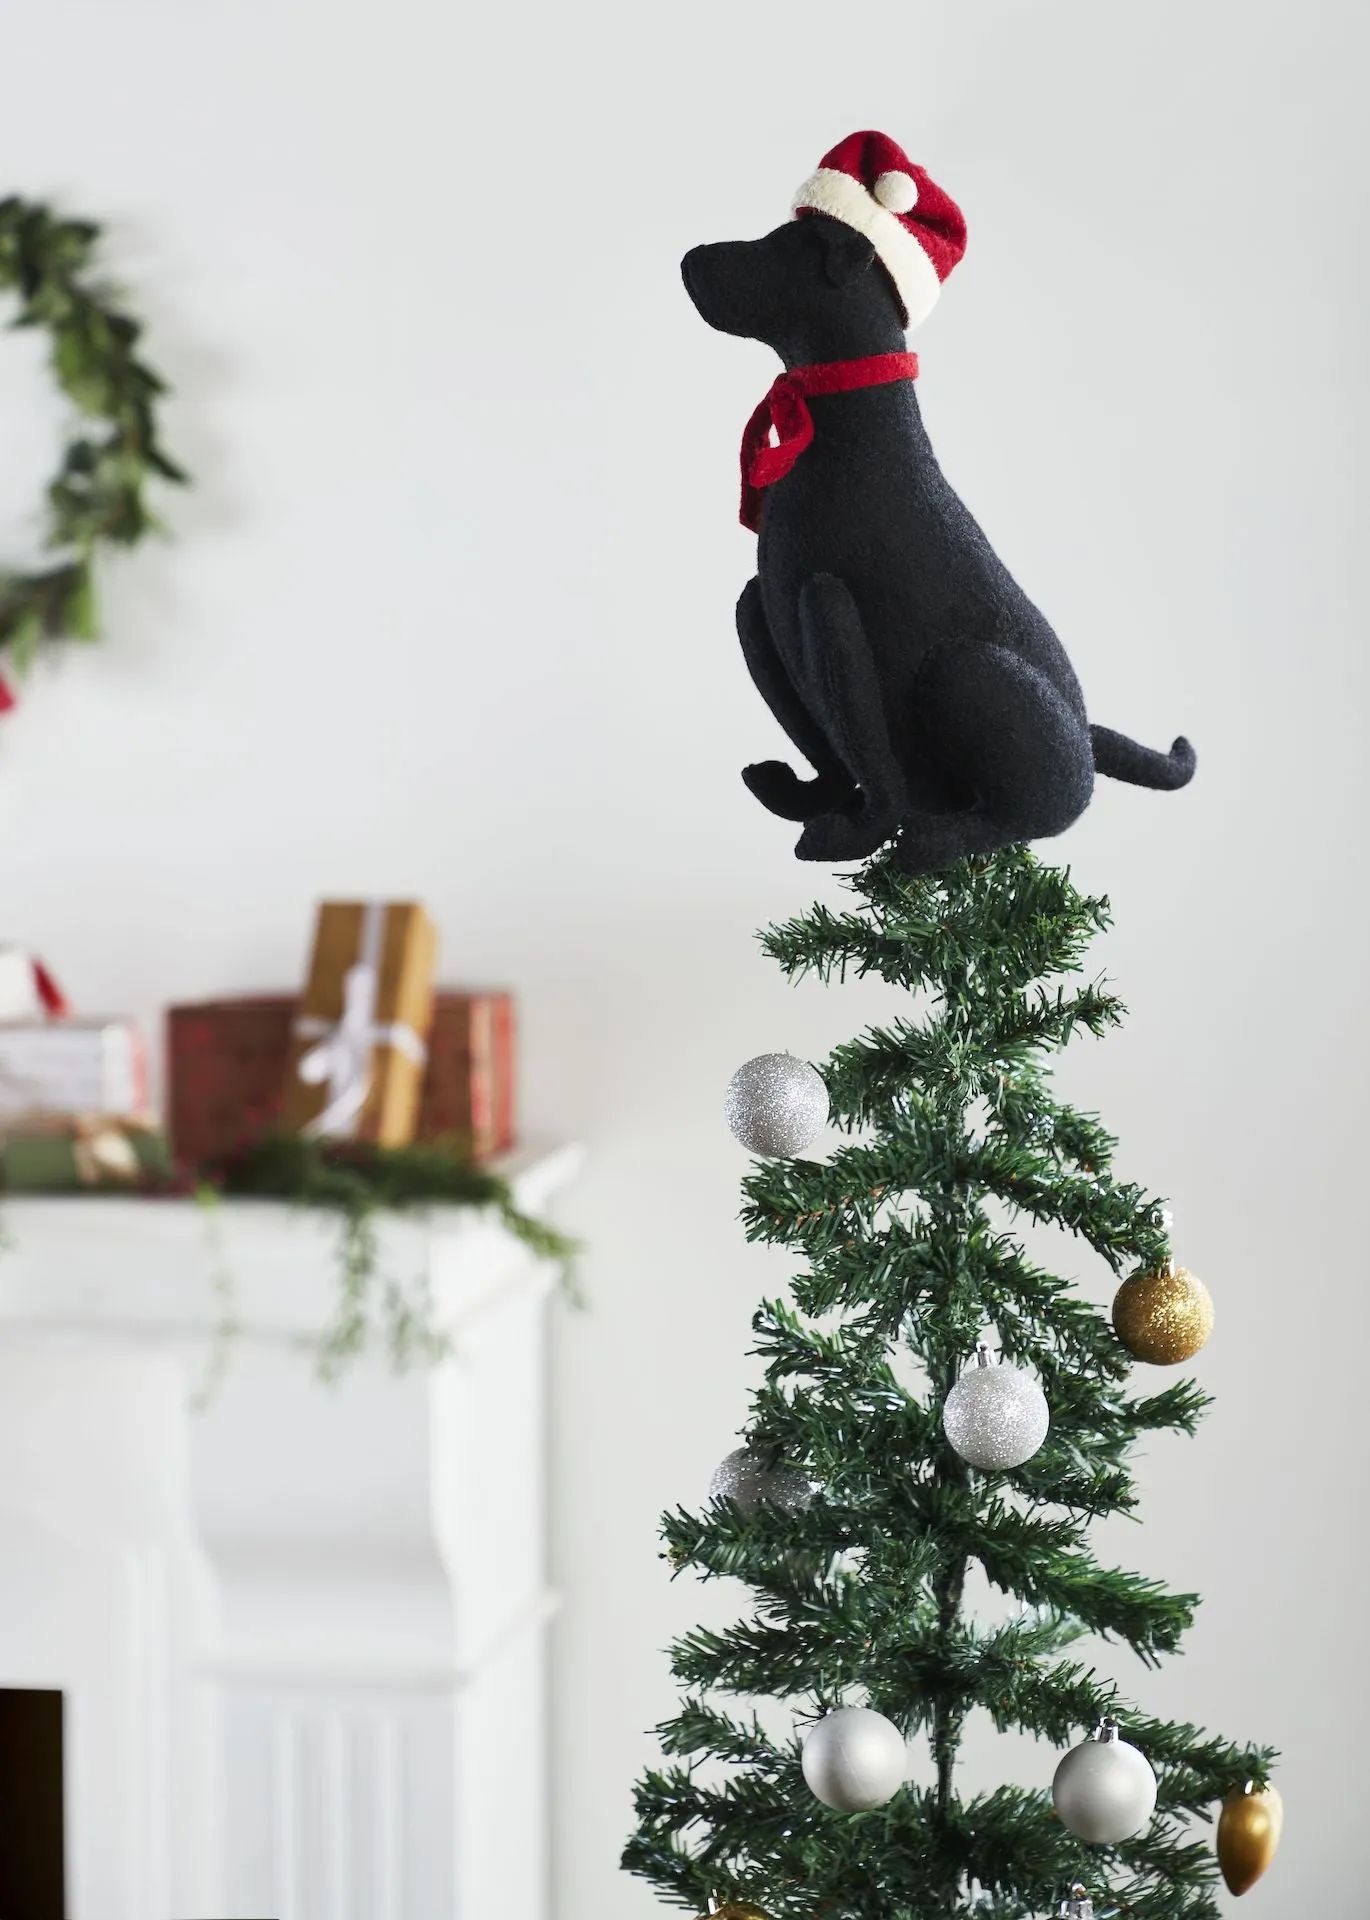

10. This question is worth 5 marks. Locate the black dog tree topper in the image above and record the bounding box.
[681,130,1194,873]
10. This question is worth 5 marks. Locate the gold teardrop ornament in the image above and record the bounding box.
[1217,1781,1283,1894]
[698,1904,776,1920]
[1112,1263,1213,1365]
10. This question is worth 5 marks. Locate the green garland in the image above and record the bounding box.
[212,1136,580,1382]
[0,1131,579,1394]
[0,197,186,672]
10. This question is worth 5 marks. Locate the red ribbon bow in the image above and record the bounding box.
[33,959,69,1018]
[738,351,920,532]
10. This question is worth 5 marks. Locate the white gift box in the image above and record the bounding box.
[0,1020,148,1121]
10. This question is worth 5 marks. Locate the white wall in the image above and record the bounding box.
[2,1,1366,1913]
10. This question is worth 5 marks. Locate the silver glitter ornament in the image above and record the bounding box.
[942,1346,1049,1471]
[1057,1887,1093,1920]
[724,1053,828,1156]
[709,1446,813,1515]
[1052,1721,1157,1843]
[801,1706,907,1811]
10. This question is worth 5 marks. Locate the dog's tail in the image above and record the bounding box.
[1091,725,1196,791]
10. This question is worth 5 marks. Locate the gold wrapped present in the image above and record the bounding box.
[280,901,437,1148]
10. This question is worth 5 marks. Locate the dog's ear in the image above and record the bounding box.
[814,221,877,289]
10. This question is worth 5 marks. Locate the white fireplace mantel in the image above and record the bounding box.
[0,1142,581,1920]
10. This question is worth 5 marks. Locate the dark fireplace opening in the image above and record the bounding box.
[0,1689,64,1920]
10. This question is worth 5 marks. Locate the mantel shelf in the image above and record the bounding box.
[0,1139,584,1348]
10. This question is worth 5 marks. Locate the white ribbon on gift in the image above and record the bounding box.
[293,901,427,1139]
[72,1121,141,1185]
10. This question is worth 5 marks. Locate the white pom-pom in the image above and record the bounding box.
[873,170,918,214]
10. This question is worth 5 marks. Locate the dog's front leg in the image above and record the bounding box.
[791,573,907,860]
[735,577,858,821]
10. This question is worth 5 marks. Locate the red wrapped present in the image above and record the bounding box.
[166,996,296,1171]
[418,992,516,1162]
[168,989,516,1171]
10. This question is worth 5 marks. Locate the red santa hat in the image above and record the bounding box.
[792,130,967,329]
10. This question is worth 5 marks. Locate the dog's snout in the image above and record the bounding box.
[680,247,705,304]
[680,237,769,337]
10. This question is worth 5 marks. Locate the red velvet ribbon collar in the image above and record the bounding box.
[738,351,920,532]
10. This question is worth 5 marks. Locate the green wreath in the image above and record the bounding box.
[0,197,186,680]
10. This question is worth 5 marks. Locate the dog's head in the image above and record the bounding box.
[681,214,905,363]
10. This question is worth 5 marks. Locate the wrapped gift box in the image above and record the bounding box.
[168,988,516,1170]
[0,1019,147,1121]
[280,901,438,1148]
[166,996,296,1171]
[418,992,516,1161]
[0,1115,171,1191]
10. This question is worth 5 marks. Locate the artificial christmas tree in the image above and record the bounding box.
[624,846,1276,1917]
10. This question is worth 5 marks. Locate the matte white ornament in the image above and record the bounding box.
[724,1053,828,1156]
[1052,1721,1157,1843]
[801,1706,907,1811]
[873,169,919,213]
[709,1446,812,1515]
[942,1346,1050,1471]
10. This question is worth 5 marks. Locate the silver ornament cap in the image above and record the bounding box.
[709,1446,813,1515]
[1058,1887,1093,1920]
[942,1346,1050,1471]
[1052,1720,1157,1843]
[800,1705,907,1811]
[725,1053,828,1157]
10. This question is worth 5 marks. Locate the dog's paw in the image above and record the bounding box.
[743,760,856,822]
[795,806,893,862]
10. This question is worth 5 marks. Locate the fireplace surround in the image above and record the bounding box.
[0,1144,578,1920]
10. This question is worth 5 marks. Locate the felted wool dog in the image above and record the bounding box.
[681,130,1195,872]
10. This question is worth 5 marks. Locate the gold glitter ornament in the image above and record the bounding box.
[697,1904,777,1920]
[1217,1781,1283,1894]
[1112,1261,1213,1365]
